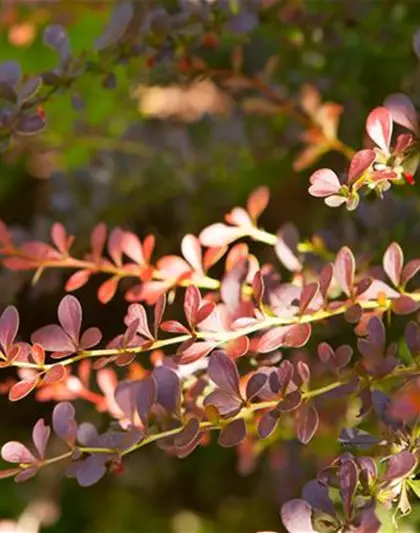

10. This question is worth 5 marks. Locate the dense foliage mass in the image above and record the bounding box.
[2,1,420,532]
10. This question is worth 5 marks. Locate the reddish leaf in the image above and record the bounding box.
[31,325,74,352]
[208,351,241,395]
[125,303,153,340]
[319,263,333,299]
[247,186,270,221]
[90,222,107,261]
[121,231,144,265]
[392,296,420,315]
[174,418,200,449]
[225,336,249,359]
[160,320,190,334]
[296,361,311,387]
[348,149,376,183]
[225,207,252,228]
[340,460,358,517]
[258,412,279,439]
[218,418,246,447]
[153,366,181,417]
[15,466,38,482]
[0,306,19,348]
[98,276,119,304]
[9,375,39,401]
[299,283,319,314]
[203,390,243,417]
[402,259,420,285]
[344,303,363,324]
[335,246,355,297]
[58,295,82,343]
[366,107,393,153]
[281,499,315,533]
[153,294,166,337]
[245,373,268,401]
[275,224,301,272]
[184,285,200,329]
[181,234,203,274]
[32,419,50,459]
[252,271,264,304]
[383,242,403,287]
[195,301,215,324]
[199,223,243,247]
[80,327,102,349]
[43,364,65,384]
[65,269,91,292]
[31,343,45,367]
[257,326,291,353]
[283,324,312,348]
[108,227,124,266]
[277,390,302,412]
[203,246,227,270]
[295,403,319,444]
[51,222,71,254]
[0,468,20,479]
[1,441,36,464]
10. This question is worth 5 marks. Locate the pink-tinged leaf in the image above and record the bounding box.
[383,242,403,287]
[225,207,252,228]
[252,271,264,304]
[195,301,215,325]
[225,336,249,359]
[275,223,301,272]
[135,376,157,426]
[43,364,65,384]
[160,320,190,334]
[32,419,50,459]
[299,283,319,314]
[178,341,216,364]
[0,468,20,479]
[319,263,333,299]
[22,241,61,261]
[204,390,243,417]
[203,246,227,270]
[3,257,36,270]
[258,412,279,438]
[157,255,191,280]
[348,149,376,183]
[15,466,38,482]
[218,418,246,447]
[295,403,319,444]
[114,380,137,420]
[30,344,45,367]
[324,195,347,207]
[153,294,166,337]
[277,390,302,412]
[125,303,153,340]
[31,325,74,352]
[340,460,358,517]
[357,279,399,301]
[108,227,124,266]
[246,373,268,401]
[65,269,91,292]
[98,276,119,304]
[76,455,107,487]
[366,107,393,153]
[352,508,381,533]
[296,361,311,388]
[58,295,82,343]
[392,295,420,315]
[308,168,341,197]
[247,186,270,221]
[142,234,155,263]
[80,327,102,349]
[51,223,71,254]
[90,222,107,261]
[257,326,291,353]
[175,431,203,459]
[283,323,312,348]
[1,441,36,464]
[281,499,315,533]
[208,351,241,395]
[199,223,243,247]
[402,259,420,285]
[0,306,19,347]
[384,93,418,134]
[335,246,355,297]
[121,231,144,265]
[9,375,39,401]
[52,402,77,442]
[384,450,416,482]
[345,303,363,324]
[184,285,200,329]
[181,234,203,274]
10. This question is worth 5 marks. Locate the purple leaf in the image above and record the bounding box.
[295,403,319,444]
[405,321,420,356]
[308,169,341,197]
[218,418,246,447]
[0,60,21,86]
[299,283,319,314]
[14,114,46,135]
[125,303,154,340]
[1,441,36,464]
[17,77,42,106]
[15,466,38,482]
[340,459,358,517]
[338,428,379,449]
[52,402,77,443]
[335,246,355,297]
[43,25,70,59]
[302,479,336,516]
[257,326,291,353]
[258,411,279,438]
[203,390,243,418]
[383,242,403,287]
[58,294,82,343]
[135,376,157,426]
[208,351,240,396]
[114,380,137,420]
[153,366,181,418]
[366,107,393,153]
[174,418,200,449]
[95,2,134,50]
[392,295,420,315]
[384,93,418,134]
[383,450,416,482]
[32,419,50,459]
[277,391,302,413]
[31,324,74,352]
[80,327,102,349]
[281,499,315,533]
[402,259,420,285]
[246,373,268,401]
[0,305,19,347]
[76,455,107,487]
[348,149,376,183]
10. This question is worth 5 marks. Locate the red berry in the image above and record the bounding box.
[37,105,46,120]
[403,172,415,185]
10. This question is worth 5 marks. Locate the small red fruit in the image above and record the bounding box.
[403,172,415,185]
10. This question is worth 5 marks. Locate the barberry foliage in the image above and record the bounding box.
[2,2,420,533]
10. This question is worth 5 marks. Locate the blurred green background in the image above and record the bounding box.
[1,1,420,532]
